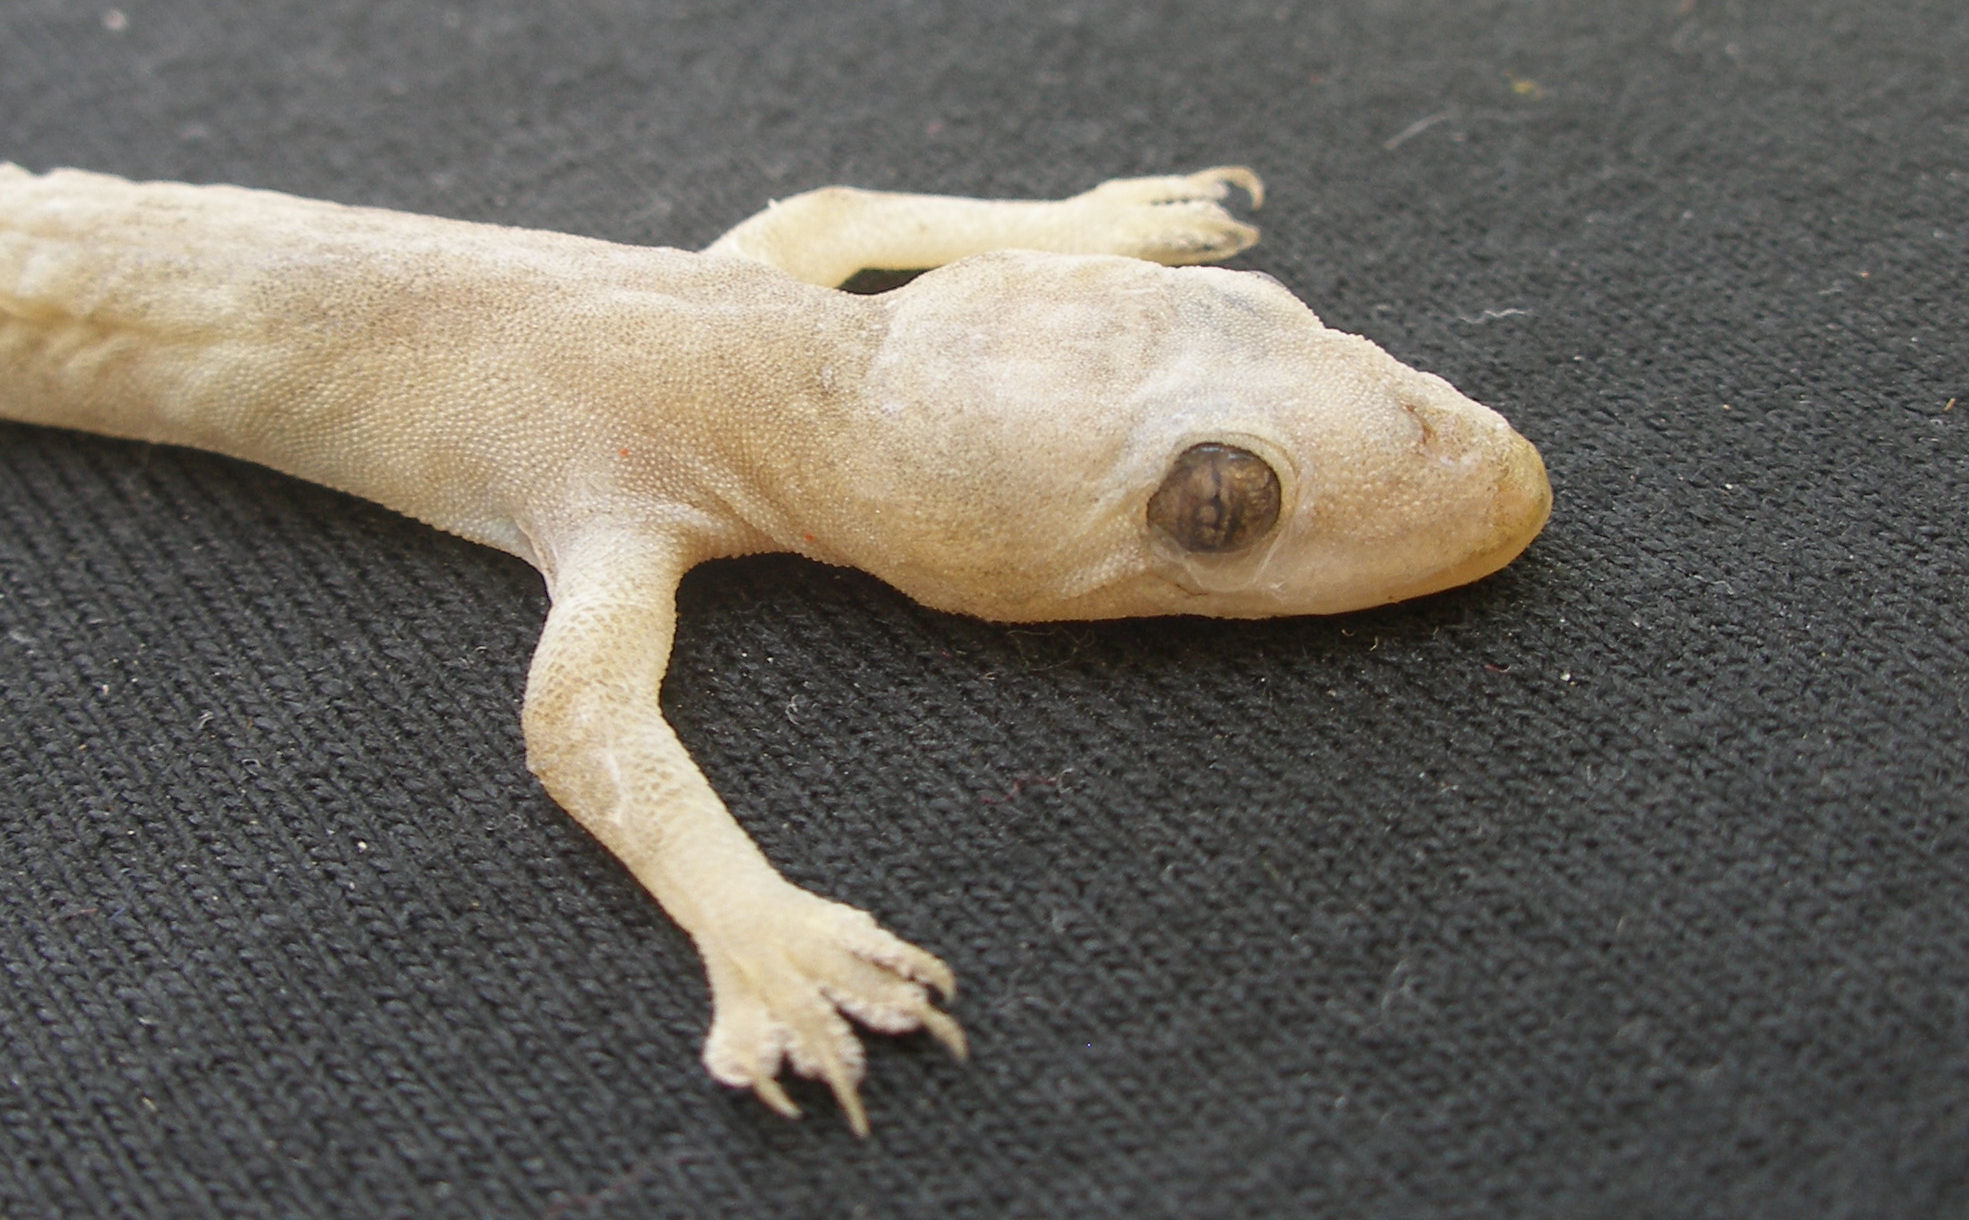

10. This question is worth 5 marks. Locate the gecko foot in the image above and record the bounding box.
[1067,166,1264,265]
[697,886,965,1136]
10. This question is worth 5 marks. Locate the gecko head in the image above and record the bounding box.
[816,251,1549,622]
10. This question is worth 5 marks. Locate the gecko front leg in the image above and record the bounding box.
[704,166,1263,287]
[521,531,964,1134]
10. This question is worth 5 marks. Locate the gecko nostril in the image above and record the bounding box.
[1399,399,1439,448]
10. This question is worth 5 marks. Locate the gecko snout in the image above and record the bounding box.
[1497,427,1553,552]
[1428,416,1551,596]
[1356,375,1551,605]
[1401,381,1549,534]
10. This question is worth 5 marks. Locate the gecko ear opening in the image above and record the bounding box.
[1146,443,1282,554]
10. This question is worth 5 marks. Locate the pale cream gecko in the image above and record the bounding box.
[0,164,1550,1133]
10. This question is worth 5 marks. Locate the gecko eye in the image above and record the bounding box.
[1146,443,1282,554]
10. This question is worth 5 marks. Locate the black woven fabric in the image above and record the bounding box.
[2,2,1965,1216]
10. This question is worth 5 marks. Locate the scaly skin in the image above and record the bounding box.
[0,165,1549,1133]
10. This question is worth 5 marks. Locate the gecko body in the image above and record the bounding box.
[0,164,1549,1132]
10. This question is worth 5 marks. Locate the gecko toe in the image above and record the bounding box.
[813,1042,871,1138]
[1185,166,1264,209]
[1083,166,1263,209]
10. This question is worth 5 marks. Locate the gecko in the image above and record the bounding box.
[0,163,1551,1134]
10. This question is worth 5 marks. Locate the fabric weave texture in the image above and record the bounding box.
[1,2,1964,1216]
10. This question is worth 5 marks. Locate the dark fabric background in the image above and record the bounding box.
[2,1,1964,1216]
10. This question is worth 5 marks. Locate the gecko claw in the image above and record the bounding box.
[826,1072,872,1139]
[919,1005,970,1062]
[751,1074,802,1122]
